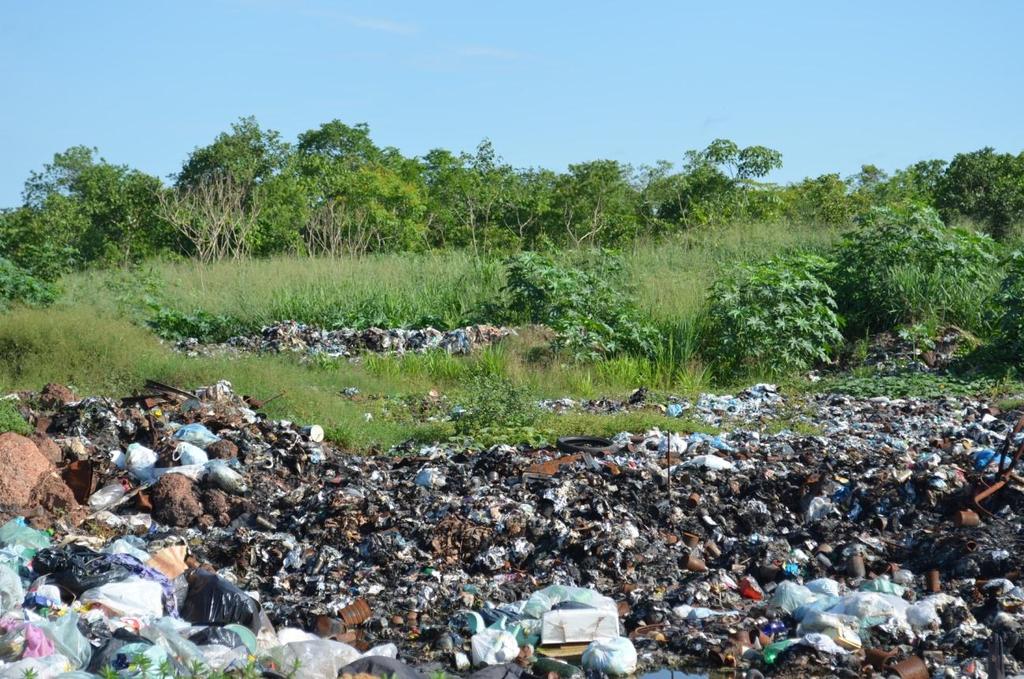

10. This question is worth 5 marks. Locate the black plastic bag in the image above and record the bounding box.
[34,546,134,595]
[87,628,153,673]
[181,569,261,629]
[341,656,425,679]
[188,625,245,648]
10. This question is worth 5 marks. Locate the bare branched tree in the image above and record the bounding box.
[158,175,260,262]
[303,199,379,258]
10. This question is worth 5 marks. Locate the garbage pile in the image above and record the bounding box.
[2,380,1024,678]
[847,326,969,375]
[177,321,514,358]
[539,384,786,426]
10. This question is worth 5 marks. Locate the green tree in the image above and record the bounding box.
[177,117,302,256]
[551,160,639,246]
[936,147,1024,238]
[783,173,854,226]
[641,139,783,229]
[297,120,426,254]
[22,146,166,266]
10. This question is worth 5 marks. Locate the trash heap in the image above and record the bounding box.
[538,384,786,426]
[177,322,514,358]
[1,381,1024,677]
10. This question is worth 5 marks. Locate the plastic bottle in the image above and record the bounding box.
[87,482,127,510]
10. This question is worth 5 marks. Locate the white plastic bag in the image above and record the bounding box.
[470,628,519,666]
[806,578,841,597]
[681,454,735,471]
[581,637,638,676]
[79,577,164,617]
[266,640,362,679]
[175,441,209,466]
[125,443,159,483]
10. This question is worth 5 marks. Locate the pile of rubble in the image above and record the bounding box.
[539,384,786,426]
[1,380,1024,678]
[847,326,970,376]
[176,321,514,358]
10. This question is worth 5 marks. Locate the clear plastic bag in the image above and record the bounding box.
[581,637,638,676]
[35,613,91,670]
[0,518,51,551]
[0,564,24,616]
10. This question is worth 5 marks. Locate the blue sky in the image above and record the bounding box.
[2,1,1022,206]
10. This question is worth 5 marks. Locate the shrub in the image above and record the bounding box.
[996,251,1024,363]
[832,206,1001,334]
[705,252,842,378]
[501,251,658,360]
[0,257,57,308]
[146,304,247,342]
[0,400,31,436]
[454,372,538,437]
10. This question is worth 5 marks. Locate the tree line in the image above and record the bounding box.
[2,116,1023,278]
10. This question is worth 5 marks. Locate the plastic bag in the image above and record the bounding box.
[80,577,164,617]
[681,454,735,471]
[0,652,70,678]
[770,581,819,614]
[182,569,261,629]
[0,620,54,660]
[828,592,909,621]
[470,628,519,666]
[0,518,50,551]
[102,537,150,563]
[205,460,248,495]
[87,483,126,511]
[906,601,939,629]
[35,612,91,670]
[125,443,158,483]
[581,637,638,676]
[0,565,24,616]
[174,441,209,466]
[806,578,841,597]
[140,617,208,670]
[266,640,362,679]
[173,423,221,448]
[189,626,245,648]
[522,585,616,619]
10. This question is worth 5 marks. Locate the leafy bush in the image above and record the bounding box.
[0,257,57,308]
[146,304,247,342]
[832,206,1001,334]
[705,252,843,378]
[454,372,539,440]
[0,400,31,436]
[501,252,658,360]
[996,251,1024,362]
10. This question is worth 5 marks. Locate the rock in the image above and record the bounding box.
[151,474,203,527]
[0,433,53,508]
[201,488,239,527]
[38,383,76,410]
[206,439,238,460]
[27,473,84,525]
[29,434,63,465]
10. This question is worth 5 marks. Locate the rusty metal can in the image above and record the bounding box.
[954,509,980,527]
[847,553,866,578]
